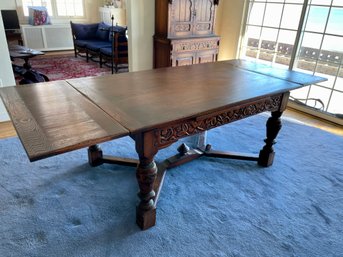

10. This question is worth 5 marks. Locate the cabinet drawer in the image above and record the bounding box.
[195,49,218,64]
[171,37,219,53]
[171,48,218,67]
[171,53,195,67]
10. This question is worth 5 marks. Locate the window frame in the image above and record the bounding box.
[52,0,85,18]
[239,0,343,125]
[19,0,86,18]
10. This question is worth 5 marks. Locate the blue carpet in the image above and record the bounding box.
[0,114,342,257]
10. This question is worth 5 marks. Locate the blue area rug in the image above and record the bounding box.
[0,114,342,257]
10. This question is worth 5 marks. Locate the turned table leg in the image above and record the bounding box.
[136,157,158,230]
[258,111,283,167]
[134,132,159,230]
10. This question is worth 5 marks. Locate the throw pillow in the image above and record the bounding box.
[28,6,51,26]
[96,22,111,41]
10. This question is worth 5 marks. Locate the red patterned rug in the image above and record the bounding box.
[13,54,128,83]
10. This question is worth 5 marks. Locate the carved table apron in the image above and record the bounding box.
[0,60,326,230]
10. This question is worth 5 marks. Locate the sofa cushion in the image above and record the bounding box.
[96,22,111,41]
[71,23,98,40]
[86,41,112,52]
[75,39,105,48]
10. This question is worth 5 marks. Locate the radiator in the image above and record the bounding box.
[21,24,73,51]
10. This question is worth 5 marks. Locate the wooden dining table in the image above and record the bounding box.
[0,59,326,230]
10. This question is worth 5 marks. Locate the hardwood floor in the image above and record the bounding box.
[0,107,342,140]
[283,107,343,136]
[0,121,16,139]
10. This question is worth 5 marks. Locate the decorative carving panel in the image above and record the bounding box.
[154,95,282,147]
[174,24,192,32]
[169,0,193,37]
[172,37,219,52]
[195,23,211,31]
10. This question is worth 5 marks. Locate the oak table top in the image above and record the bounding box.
[0,80,128,161]
[67,60,324,133]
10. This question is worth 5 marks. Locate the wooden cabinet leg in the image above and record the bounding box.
[258,111,283,167]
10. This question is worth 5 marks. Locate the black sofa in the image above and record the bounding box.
[70,21,128,73]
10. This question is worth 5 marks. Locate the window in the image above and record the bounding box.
[55,0,84,17]
[21,0,84,17]
[240,0,343,123]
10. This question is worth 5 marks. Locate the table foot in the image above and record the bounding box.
[258,111,283,167]
[88,145,103,167]
[136,206,156,230]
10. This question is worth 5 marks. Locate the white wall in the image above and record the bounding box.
[0,0,16,9]
[0,11,16,121]
[126,0,154,72]
[215,0,246,60]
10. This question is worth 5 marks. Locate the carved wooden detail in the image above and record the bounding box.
[172,38,219,52]
[195,23,211,31]
[136,160,158,210]
[154,0,220,68]
[154,95,282,147]
[174,24,192,32]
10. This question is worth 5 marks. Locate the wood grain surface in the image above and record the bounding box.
[226,59,327,86]
[68,60,312,132]
[0,81,128,161]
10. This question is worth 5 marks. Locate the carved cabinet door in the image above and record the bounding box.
[169,0,194,38]
[193,0,216,36]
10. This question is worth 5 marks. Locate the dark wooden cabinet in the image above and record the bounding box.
[154,0,220,68]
